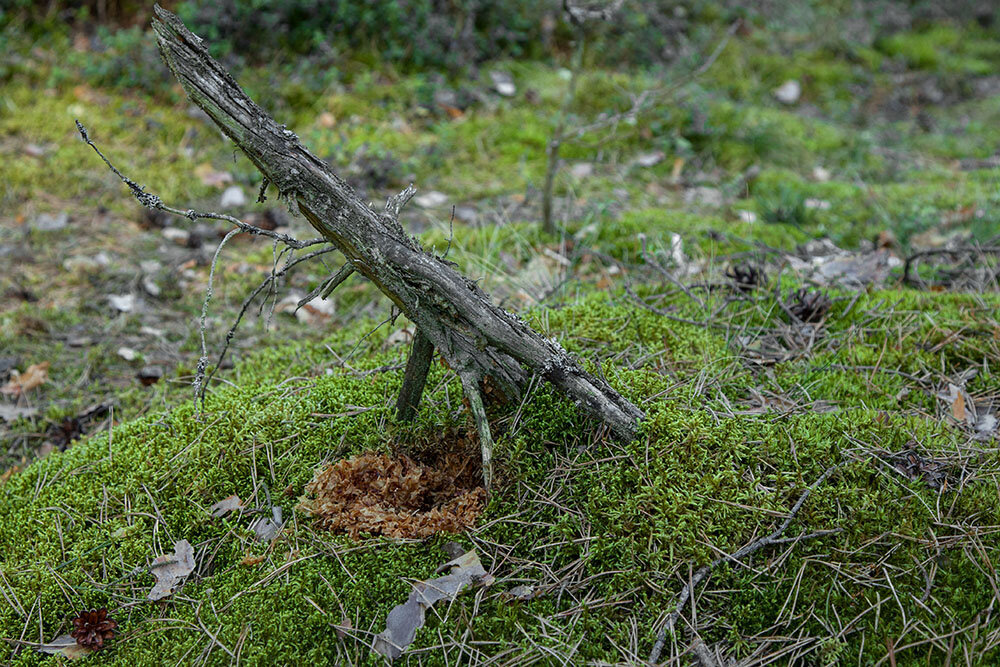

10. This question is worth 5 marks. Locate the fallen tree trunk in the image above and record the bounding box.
[149,6,644,482]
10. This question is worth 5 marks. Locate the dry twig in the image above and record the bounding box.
[648,465,840,664]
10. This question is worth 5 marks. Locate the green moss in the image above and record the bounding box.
[3,284,999,664]
[877,24,1000,74]
[4,12,1000,665]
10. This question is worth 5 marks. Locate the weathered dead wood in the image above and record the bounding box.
[395,329,435,423]
[149,6,643,467]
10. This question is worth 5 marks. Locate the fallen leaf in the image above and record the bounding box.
[0,404,38,422]
[951,391,967,421]
[194,162,233,188]
[37,634,93,660]
[671,157,685,182]
[372,550,493,659]
[1,465,21,485]
[334,615,352,640]
[974,412,998,440]
[148,539,196,601]
[489,70,516,97]
[1,361,50,396]
[318,111,336,128]
[414,191,449,208]
[162,227,191,245]
[250,506,284,542]
[440,104,464,119]
[383,327,414,348]
[787,242,899,289]
[108,294,136,313]
[276,292,336,324]
[774,79,801,105]
[23,143,49,158]
[570,162,594,179]
[220,185,246,208]
[892,444,950,490]
[634,151,665,168]
[208,494,243,518]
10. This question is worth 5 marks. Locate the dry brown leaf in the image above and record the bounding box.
[440,104,464,119]
[0,465,20,485]
[671,157,685,182]
[952,392,967,421]
[207,494,243,518]
[1,362,50,396]
[148,539,196,601]
[334,615,352,640]
[318,111,336,128]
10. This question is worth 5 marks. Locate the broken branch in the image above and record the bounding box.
[149,6,643,460]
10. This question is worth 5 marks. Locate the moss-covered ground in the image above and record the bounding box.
[2,6,1000,665]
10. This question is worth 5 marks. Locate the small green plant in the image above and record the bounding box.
[758,183,812,226]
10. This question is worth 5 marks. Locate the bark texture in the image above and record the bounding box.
[151,5,644,441]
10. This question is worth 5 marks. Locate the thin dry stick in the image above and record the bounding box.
[902,243,1000,286]
[75,121,326,250]
[201,245,339,394]
[568,19,740,140]
[648,465,839,664]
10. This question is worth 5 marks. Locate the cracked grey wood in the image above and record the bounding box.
[395,329,435,423]
[150,6,644,466]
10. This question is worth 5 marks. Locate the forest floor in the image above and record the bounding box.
[2,10,1000,666]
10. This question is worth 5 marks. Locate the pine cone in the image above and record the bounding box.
[726,264,766,292]
[71,608,117,650]
[788,288,831,323]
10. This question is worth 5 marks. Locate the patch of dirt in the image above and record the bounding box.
[298,443,485,539]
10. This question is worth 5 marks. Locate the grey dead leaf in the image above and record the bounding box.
[250,505,283,542]
[37,634,93,660]
[489,70,516,97]
[634,151,665,168]
[774,79,801,104]
[194,162,233,187]
[788,246,898,288]
[372,550,493,660]
[383,327,414,348]
[208,494,243,518]
[220,185,247,208]
[413,191,449,208]
[276,292,335,324]
[974,412,998,441]
[107,294,136,313]
[0,404,37,422]
[148,539,196,601]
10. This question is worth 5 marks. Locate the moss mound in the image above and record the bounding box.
[1,282,999,664]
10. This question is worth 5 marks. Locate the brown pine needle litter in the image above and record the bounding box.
[297,452,486,539]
